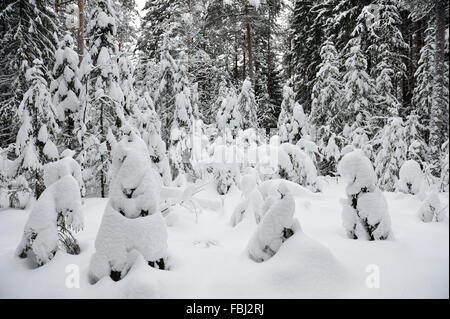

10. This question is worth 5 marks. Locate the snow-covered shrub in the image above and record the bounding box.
[278,82,308,144]
[7,176,32,209]
[297,135,320,166]
[397,160,424,195]
[133,93,172,186]
[230,173,264,227]
[89,132,168,283]
[278,143,321,193]
[247,183,300,262]
[43,152,85,196]
[16,175,84,266]
[209,143,242,195]
[418,190,445,223]
[338,150,392,241]
[237,78,258,130]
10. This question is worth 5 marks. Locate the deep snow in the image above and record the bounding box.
[0,179,448,299]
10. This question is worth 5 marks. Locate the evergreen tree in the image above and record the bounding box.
[0,0,58,147]
[374,117,408,191]
[237,79,258,130]
[14,59,60,198]
[51,33,81,151]
[83,0,125,197]
[216,88,242,138]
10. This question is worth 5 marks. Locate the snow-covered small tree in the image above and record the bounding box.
[318,129,341,177]
[342,37,375,124]
[169,51,194,181]
[373,117,408,191]
[89,132,168,283]
[278,143,321,193]
[16,175,84,266]
[278,82,308,145]
[51,33,81,151]
[132,93,172,186]
[404,112,428,165]
[216,88,242,138]
[118,52,137,116]
[397,160,425,196]
[418,189,445,223]
[247,183,300,262]
[14,59,60,198]
[310,40,342,132]
[237,78,258,130]
[338,150,392,241]
[230,173,264,227]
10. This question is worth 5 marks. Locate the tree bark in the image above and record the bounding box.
[77,0,84,63]
[245,5,254,81]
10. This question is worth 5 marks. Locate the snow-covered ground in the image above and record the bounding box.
[0,179,448,299]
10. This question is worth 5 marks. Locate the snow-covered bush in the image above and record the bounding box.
[230,173,264,226]
[418,190,445,223]
[247,183,300,262]
[89,132,168,283]
[43,152,85,196]
[397,160,424,195]
[278,143,321,193]
[338,150,392,241]
[133,93,172,186]
[4,176,32,209]
[237,78,258,130]
[16,175,84,266]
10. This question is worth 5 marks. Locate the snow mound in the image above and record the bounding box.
[230,173,264,226]
[397,160,424,195]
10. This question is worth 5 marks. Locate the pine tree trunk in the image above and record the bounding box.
[429,0,446,175]
[245,5,254,81]
[55,0,59,13]
[77,0,84,63]
[100,103,105,198]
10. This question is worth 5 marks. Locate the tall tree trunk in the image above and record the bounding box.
[100,103,105,198]
[55,0,59,13]
[245,5,254,81]
[430,0,447,175]
[77,0,84,63]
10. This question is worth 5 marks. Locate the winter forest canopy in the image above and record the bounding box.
[0,0,448,299]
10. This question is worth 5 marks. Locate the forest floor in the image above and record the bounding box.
[0,179,448,299]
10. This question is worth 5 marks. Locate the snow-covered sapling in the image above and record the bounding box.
[247,183,300,262]
[230,173,264,227]
[89,132,168,284]
[418,189,445,223]
[16,175,84,266]
[397,160,424,195]
[338,150,392,241]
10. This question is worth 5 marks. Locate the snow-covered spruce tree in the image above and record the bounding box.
[0,0,58,147]
[397,160,425,196]
[412,25,435,129]
[278,81,308,145]
[51,33,82,151]
[132,93,172,186]
[404,112,428,165]
[440,140,449,192]
[14,59,60,199]
[338,150,392,241]
[317,127,341,176]
[169,51,195,182]
[247,183,300,263]
[118,52,137,117]
[237,79,258,131]
[278,143,321,193]
[83,0,125,197]
[16,175,84,266]
[373,117,408,192]
[342,37,375,128]
[418,189,445,223]
[89,132,168,283]
[216,88,242,138]
[310,39,342,133]
[370,0,408,115]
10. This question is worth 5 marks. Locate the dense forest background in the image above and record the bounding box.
[0,0,448,199]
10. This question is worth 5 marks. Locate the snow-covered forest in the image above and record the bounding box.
[0,0,448,299]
